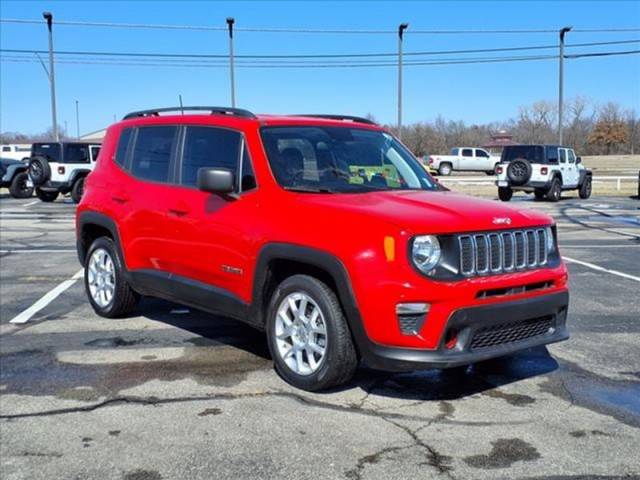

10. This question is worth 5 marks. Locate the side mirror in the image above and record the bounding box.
[576,156,582,164]
[197,167,235,194]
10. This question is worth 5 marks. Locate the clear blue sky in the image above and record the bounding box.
[1,0,639,136]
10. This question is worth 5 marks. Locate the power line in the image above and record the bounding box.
[1,17,639,35]
[1,39,638,61]
[2,49,637,69]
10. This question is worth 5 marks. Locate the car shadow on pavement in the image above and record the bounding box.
[137,297,558,401]
[344,346,559,402]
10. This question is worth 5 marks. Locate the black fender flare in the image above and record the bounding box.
[69,169,91,186]
[578,170,592,187]
[550,171,563,186]
[76,211,123,266]
[251,243,370,355]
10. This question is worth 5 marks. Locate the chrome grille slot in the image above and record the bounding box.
[526,230,537,266]
[458,227,551,278]
[488,234,501,272]
[502,232,514,271]
[514,231,526,269]
[474,235,489,274]
[537,229,547,265]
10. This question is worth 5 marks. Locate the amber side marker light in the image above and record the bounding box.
[384,236,395,262]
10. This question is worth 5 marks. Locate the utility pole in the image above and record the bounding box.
[397,23,409,140]
[558,26,572,145]
[43,12,58,141]
[226,17,236,107]
[75,100,80,139]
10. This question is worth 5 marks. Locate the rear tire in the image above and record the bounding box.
[35,188,59,202]
[438,163,452,176]
[266,274,358,391]
[546,178,561,202]
[498,187,513,202]
[71,177,85,203]
[85,237,138,318]
[579,176,592,199]
[534,189,546,201]
[9,172,33,198]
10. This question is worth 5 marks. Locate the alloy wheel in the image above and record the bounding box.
[274,292,327,376]
[87,248,116,308]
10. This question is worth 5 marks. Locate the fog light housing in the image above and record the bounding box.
[396,303,429,335]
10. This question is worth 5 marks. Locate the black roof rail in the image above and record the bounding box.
[122,106,257,121]
[292,114,377,125]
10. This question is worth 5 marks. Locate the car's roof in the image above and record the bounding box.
[119,113,384,131]
[504,144,570,149]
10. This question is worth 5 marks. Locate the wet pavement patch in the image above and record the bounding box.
[84,337,150,348]
[198,407,222,417]
[123,470,162,480]
[483,389,536,406]
[569,430,610,438]
[463,438,541,469]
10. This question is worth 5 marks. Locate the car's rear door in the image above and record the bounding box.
[116,125,180,273]
[458,148,474,170]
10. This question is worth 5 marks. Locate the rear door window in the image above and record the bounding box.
[131,126,177,183]
[559,149,567,164]
[32,143,62,162]
[462,148,473,157]
[180,126,242,188]
[90,146,101,162]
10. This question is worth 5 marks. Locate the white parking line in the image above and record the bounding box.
[563,256,640,283]
[23,200,38,207]
[9,269,84,324]
[0,249,76,254]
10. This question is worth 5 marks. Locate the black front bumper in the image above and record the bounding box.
[359,291,569,372]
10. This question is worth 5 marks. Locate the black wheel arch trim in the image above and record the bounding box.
[69,169,91,185]
[251,243,373,358]
[77,211,124,266]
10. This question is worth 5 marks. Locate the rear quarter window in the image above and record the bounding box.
[115,128,133,167]
[32,143,62,162]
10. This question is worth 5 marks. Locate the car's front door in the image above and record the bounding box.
[163,125,260,303]
[474,148,493,171]
[564,149,580,187]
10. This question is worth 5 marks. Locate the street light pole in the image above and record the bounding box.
[558,26,572,145]
[397,23,409,140]
[43,12,58,141]
[75,100,80,139]
[226,17,236,107]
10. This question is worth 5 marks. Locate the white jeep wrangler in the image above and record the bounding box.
[27,141,101,203]
[495,144,592,202]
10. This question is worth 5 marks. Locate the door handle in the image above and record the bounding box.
[112,191,129,204]
[168,203,190,217]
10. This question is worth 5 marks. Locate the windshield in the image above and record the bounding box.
[260,126,438,193]
[501,146,545,163]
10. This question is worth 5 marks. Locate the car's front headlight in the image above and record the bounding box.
[411,235,442,274]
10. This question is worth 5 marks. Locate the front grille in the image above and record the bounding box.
[470,316,554,350]
[458,228,548,277]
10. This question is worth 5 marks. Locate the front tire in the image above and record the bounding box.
[266,275,357,391]
[546,178,561,202]
[579,176,592,199]
[35,188,59,202]
[71,177,85,203]
[9,172,33,198]
[85,237,138,318]
[498,187,513,201]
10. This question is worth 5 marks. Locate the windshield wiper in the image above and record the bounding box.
[283,186,334,193]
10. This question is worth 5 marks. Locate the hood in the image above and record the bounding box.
[296,190,553,234]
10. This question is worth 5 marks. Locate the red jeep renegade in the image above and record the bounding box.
[76,106,569,391]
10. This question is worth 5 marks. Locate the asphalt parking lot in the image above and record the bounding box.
[1,192,639,480]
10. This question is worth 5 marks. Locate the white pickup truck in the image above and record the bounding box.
[427,147,500,176]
